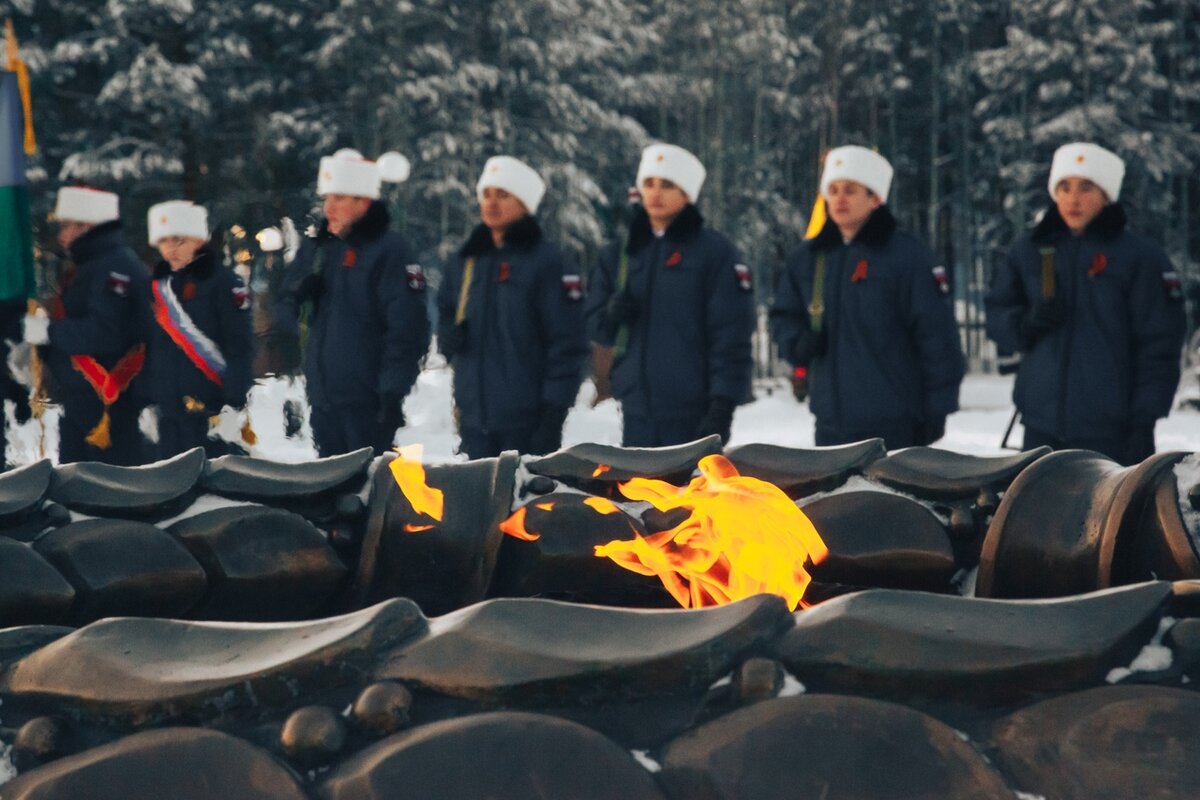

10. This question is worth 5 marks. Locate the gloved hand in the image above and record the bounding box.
[916,416,946,446]
[528,404,569,455]
[1019,298,1066,349]
[22,308,49,346]
[440,322,468,359]
[790,328,827,367]
[375,392,407,450]
[2,373,31,424]
[607,289,638,325]
[696,397,736,443]
[1123,424,1155,466]
[283,398,304,439]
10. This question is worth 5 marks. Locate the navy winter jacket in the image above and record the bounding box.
[45,222,149,409]
[437,216,587,432]
[280,202,430,412]
[140,250,254,416]
[585,205,755,420]
[770,206,964,432]
[985,204,1185,439]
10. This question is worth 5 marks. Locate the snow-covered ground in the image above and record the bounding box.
[8,358,1198,466]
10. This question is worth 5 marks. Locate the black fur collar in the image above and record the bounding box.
[809,204,897,253]
[626,204,704,254]
[344,201,390,245]
[153,247,216,280]
[68,220,126,263]
[459,214,542,257]
[1031,202,1126,245]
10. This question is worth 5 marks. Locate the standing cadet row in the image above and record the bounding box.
[7,140,1186,465]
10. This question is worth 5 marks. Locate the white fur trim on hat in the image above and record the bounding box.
[147,200,209,245]
[820,146,894,201]
[636,143,706,202]
[476,156,546,214]
[54,187,119,225]
[317,151,381,199]
[1048,142,1125,202]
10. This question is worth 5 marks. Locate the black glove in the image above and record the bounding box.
[1019,298,1066,349]
[607,289,639,325]
[528,405,569,455]
[375,392,407,450]
[1123,425,1155,466]
[440,321,468,359]
[916,416,946,446]
[2,373,31,424]
[283,398,304,439]
[696,397,736,443]
[790,328,827,367]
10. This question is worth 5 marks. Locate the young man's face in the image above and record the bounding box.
[323,194,372,237]
[479,186,529,234]
[56,220,93,252]
[156,235,206,272]
[824,179,881,235]
[639,176,689,230]
[1053,177,1109,234]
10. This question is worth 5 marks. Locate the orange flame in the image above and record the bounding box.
[592,464,612,477]
[389,445,444,521]
[499,506,540,541]
[584,497,620,515]
[594,454,828,611]
[403,524,435,533]
[535,502,555,512]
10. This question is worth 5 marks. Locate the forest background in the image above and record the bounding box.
[3,0,1198,368]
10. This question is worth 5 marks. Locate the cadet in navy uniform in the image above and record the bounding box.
[437,156,587,458]
[586,143,755,447]
[23,187,148,465]
[771,146,964,449]
[985,142,1186,464]
[277,150,430,456]
[141,200,254,459]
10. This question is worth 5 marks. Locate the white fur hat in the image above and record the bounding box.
[317,150,381,199]
[1048,142,1125,202]
[476,156,546,214]
[636,143,706,202]
[820,146,894,201]
[147,200,209,245]
[54,187,119,225]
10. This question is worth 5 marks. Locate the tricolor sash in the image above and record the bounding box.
[152,277,226,386]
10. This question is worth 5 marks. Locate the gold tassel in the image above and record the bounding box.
[85,408,112,450]
[240,418,257,445]
[5,21,35,155]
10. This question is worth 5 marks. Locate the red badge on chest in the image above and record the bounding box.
[1088,252,1107,278]
[181,281,197,301]
[851,260,869,283]
[497,261,511,282]
[343,249,358,268]
[665,250,683,267]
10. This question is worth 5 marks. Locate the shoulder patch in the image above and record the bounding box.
[931,265,951,295]
[106,271,131,297]
[1162,270,1184,302]
[733,263,753,292]
[405,263,426,291]
[562,273,583,302]
[232,285,252,311]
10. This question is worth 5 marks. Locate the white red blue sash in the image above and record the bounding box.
[151,277,226,386]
